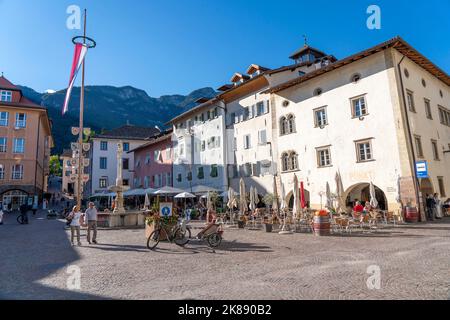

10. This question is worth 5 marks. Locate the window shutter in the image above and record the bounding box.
[264,100,270,114]
[249,105,255,119]
[252,162,261,176]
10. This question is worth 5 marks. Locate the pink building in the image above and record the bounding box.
[128,131,173,189]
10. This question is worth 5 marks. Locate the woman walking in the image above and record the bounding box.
[68,205,84,246]
[434,193,443,219]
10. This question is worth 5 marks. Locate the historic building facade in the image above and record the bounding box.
[0,76,53,209]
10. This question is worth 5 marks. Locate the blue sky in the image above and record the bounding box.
[0,0,449,97]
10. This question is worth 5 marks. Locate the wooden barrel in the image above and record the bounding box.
[313,216,331,236]
[404,207,418,223]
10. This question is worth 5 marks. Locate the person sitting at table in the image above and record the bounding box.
[353,201,364,213]
[363,201,372,213]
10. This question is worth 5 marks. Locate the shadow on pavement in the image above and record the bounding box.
[0,210,107,300]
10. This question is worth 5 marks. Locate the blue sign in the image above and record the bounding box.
[160,202,173,217]
[416,161,428,178]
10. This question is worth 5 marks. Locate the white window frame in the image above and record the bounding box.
[424,99,432,119]
[258,129,267,145]
[356,139,373,162]
[100,141,108,151]
[15,113,26,128]
[431,140,440,160]
[0,111,8,126]
[0,137,6,153]
[243,134,251,149]
[12,164,23,180]
[314,107,328,127]
[0,90,12,102]
[0,164,4,179]
[317,147,332,167]
[406,90,416,112]
[99,177,108,188]
[99,157,108,169]
[13,138,25,154]
[351,95,368,118]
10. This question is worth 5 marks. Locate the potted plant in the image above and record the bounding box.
[263,215,273,233]
[237,215,247,229]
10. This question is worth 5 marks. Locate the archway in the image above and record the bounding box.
[344,183,388,210]
[287,189,310,209]
[419,178,434,205]
[1,189,29,210]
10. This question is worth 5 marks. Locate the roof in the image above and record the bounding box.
[93,125,160,140]
[60,149,73,158]
[0,76,20,91]
[230,73,251,83]
[246,64,271,75]
[217,84,234,92]
[165,97,220,125]
[265,36,450,94]
[289,45,328,60]
[127,132,172,153]
[195,97,210,104]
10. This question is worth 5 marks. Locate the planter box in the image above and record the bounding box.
[145,221,176,241]
[264,224,273,233]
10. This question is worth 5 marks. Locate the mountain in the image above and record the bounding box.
[19,85,217,154]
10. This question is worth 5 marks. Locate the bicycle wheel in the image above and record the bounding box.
[147,230,161,250]
[17,215,24,224]
[206,233,222,248]
[173,228,189,247]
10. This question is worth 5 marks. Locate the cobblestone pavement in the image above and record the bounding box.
[1,210,449,300]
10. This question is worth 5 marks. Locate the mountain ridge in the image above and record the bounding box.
[18,85,217,154]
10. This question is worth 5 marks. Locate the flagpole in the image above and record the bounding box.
[77,9,87,210]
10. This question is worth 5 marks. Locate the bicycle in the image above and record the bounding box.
[147,218,189,250]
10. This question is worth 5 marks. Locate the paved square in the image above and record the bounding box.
[1,211,449,300]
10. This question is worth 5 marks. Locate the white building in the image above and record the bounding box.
[265,37,449,214]
[88,125,160,195]
[168,98,228,193]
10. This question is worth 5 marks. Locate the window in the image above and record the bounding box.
[0,90,12,102]
[406,90,415,112]
[440,90,443,98]
[438,106,450,126]
[123,179,129,186]
[166,146,171,160]
[356,140,373,162]
[256,102,265,116]
[135,157,141,168]
[281,151,298,171]
[122,158,129,170]
[201,140,205,152]
[99,177,108,188]
[0,137,6,152]
[154,150,160,162]
[351,73,361,83]
[351,96,367,117]
[13,138,25,153]
[243,107,250,121]
[243,163,252,177]
[314,107,327,127]
[287,114,295,133]
[437,177,446,197]
[404,68,409,78]
[145,153,151,164]
[123,142,130,152]
[210,164,218,178]
[100,141,108,151]
[0,164,4,179]
[233,138,237,151]
[421,79,426,87]
[258,129,267,145]
[317,147,332,167]
[424,99,432,119]
[230,112,236,125]
[0,111,8,126]
[431,140,439,160]
[179,143,184,156]
[243,134,251,149]
[187,171,192,181]
[280,116,287,135]
[282,100,290,107]
[197,167,204,180]
[177,173,182,182]
[414,135,424,158]
[100,157,107,169]
[166,172,171,186]
[15,113,26,128]
[12,164,23,180]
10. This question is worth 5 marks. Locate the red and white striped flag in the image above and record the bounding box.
[62,43,88,115]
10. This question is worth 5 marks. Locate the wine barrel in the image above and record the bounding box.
[404,207,418,223]
[313,216,331,236]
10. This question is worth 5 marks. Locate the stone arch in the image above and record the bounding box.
[343,182,388,210]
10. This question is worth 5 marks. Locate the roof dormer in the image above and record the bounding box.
[246,64,271,78]
[230,73,250,86]
[217,84,234,92]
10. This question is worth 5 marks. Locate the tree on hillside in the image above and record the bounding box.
[49,155,62,177]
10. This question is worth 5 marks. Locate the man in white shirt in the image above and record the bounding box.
[85,202,98,244]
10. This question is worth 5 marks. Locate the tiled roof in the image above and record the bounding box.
[0,76,19,90]
[127,132,173,153]
[93,125,160,140]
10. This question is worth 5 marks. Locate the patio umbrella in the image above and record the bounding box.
[144,193,150,209]
[249,186,256,212]
[292,174,300,219]
[280,182,287,212]
[253,187,260,205]
[300,181,306,209]
[239,178,247,215]
[206,191,213,210]
[335,171,345,214]
[227,187,235,209]
[272,175,279,212]
[326,182,333,210]
[175,192,196,214]
[369,182,378,208]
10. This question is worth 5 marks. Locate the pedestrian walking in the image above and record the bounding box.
[0,204,4,225]
[19,203,29,224]
[84,202,98,244]
[434,193,443,219]
[68,205,83,246]
[425,194,435,221]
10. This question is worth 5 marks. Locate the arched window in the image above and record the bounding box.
[289,152,298,170]
[281,152,289,171]
[280,116,287,135]
[287,114,295,134]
